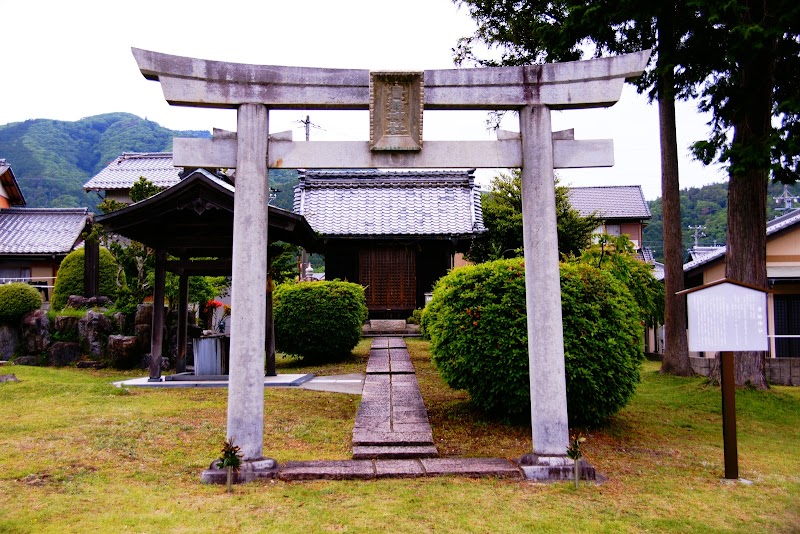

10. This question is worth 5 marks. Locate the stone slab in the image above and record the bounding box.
[353,446,438,460]
[370,338,390,349]
[374,459,426,477]
[388,338,407,348]
[278,460,375,481]
[352,431,433,446]
[114,373,314,389]
[201,458,278,484]
[421,458,523,479]
[392,410,430,424]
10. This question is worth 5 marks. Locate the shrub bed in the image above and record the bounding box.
[423,258,644,427]
[274,281,367,361]
[0,283,42,324]
[51,247,120,311]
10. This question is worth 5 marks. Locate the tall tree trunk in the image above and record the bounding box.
[658,8,693,376]
[724,0,776,389]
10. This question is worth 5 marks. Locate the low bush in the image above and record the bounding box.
[424,258,643,427]
[274,281,368,361]
[0,283,42,324]
[51,247,120,311]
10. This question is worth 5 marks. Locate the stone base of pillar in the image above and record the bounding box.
[201,458,278,484]
[517,454,597,482]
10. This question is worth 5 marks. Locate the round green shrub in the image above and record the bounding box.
[51,247,120,311]
[274,281,367,361]
[424,258,644,427]
[0,283,42,324]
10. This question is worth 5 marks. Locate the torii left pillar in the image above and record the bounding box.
[225,103,277,479]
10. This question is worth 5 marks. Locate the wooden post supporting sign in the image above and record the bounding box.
[681,279,768,481]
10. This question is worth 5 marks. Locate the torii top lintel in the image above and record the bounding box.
[132,48,651,111]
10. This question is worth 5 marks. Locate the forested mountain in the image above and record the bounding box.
[0,113,210,209]
[642,181,797,262]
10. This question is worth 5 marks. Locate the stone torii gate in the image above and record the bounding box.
[133,47,649,481]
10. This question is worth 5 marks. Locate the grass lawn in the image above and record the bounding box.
[0,338,798,533]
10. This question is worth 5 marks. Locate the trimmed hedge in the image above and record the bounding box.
[274,281,368,361]
[51,247,120,311]
[0,283,42,324]
[423,258,644,427]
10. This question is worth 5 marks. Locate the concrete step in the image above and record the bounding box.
[352,445,439,459]
[352,430,434,446]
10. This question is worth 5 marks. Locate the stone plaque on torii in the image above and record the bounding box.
[132,47,650,482]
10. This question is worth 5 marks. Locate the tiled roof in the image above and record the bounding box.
[83,152,180,191]
[0,208,89,255]
[683,208,800,273]
[0,159,25,206]
[294,169,485,237]
[567,185,651,220]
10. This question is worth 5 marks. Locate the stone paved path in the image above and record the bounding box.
[202,337,527,482]
[352,337,438,459]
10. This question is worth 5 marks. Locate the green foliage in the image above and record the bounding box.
[0,283,42,324]
[0,113,210,210]
[467,171,598,262]
[163,273,230,315]
[642,180,794,262]
[219,437,243,470]
[129,176,165,203]
[424,258,643,427]
[575,234,664,325]
[97,197,128,214]
[274,281,367,361]
[269,169,300,211]
[51,248,120,311]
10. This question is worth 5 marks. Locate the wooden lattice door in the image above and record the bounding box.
[359,246,416,313]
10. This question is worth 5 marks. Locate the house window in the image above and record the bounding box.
[774,294,800,357]
[605,224,621,236]
[0,267,31,284]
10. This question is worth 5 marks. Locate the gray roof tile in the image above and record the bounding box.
[83,152,180,191]
[294,170,485,237]
[567,185,651,219]
[0,208,89,254]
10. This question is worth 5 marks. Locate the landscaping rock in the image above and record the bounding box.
[48,342,81,367]
[66,295,114,310]
[20,310,50,354]
[135,324,151,354]
[0,374,19,383]
[14,355,42,366]
[54,315,80,341]
[135,304,153,326]
[110,312,128,334]
[76,360,106,369]
[108,335,141,370]
[0,324,20,360]
[78,310,111,358]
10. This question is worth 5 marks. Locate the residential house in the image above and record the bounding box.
[684,208,800,362]
[0,159,25,208]
[83,152,181,203]
[1,159,91,302]
[293,169,486,319]
[567,185,652,254]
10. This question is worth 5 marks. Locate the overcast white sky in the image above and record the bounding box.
[1,0,728,199]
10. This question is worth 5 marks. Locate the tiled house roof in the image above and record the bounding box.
[0,159,25,206]
[0,208,89,255]
[293,169,486,238]
[683,208,800,274]
[83,152,180,191]
[567,185,651,220]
